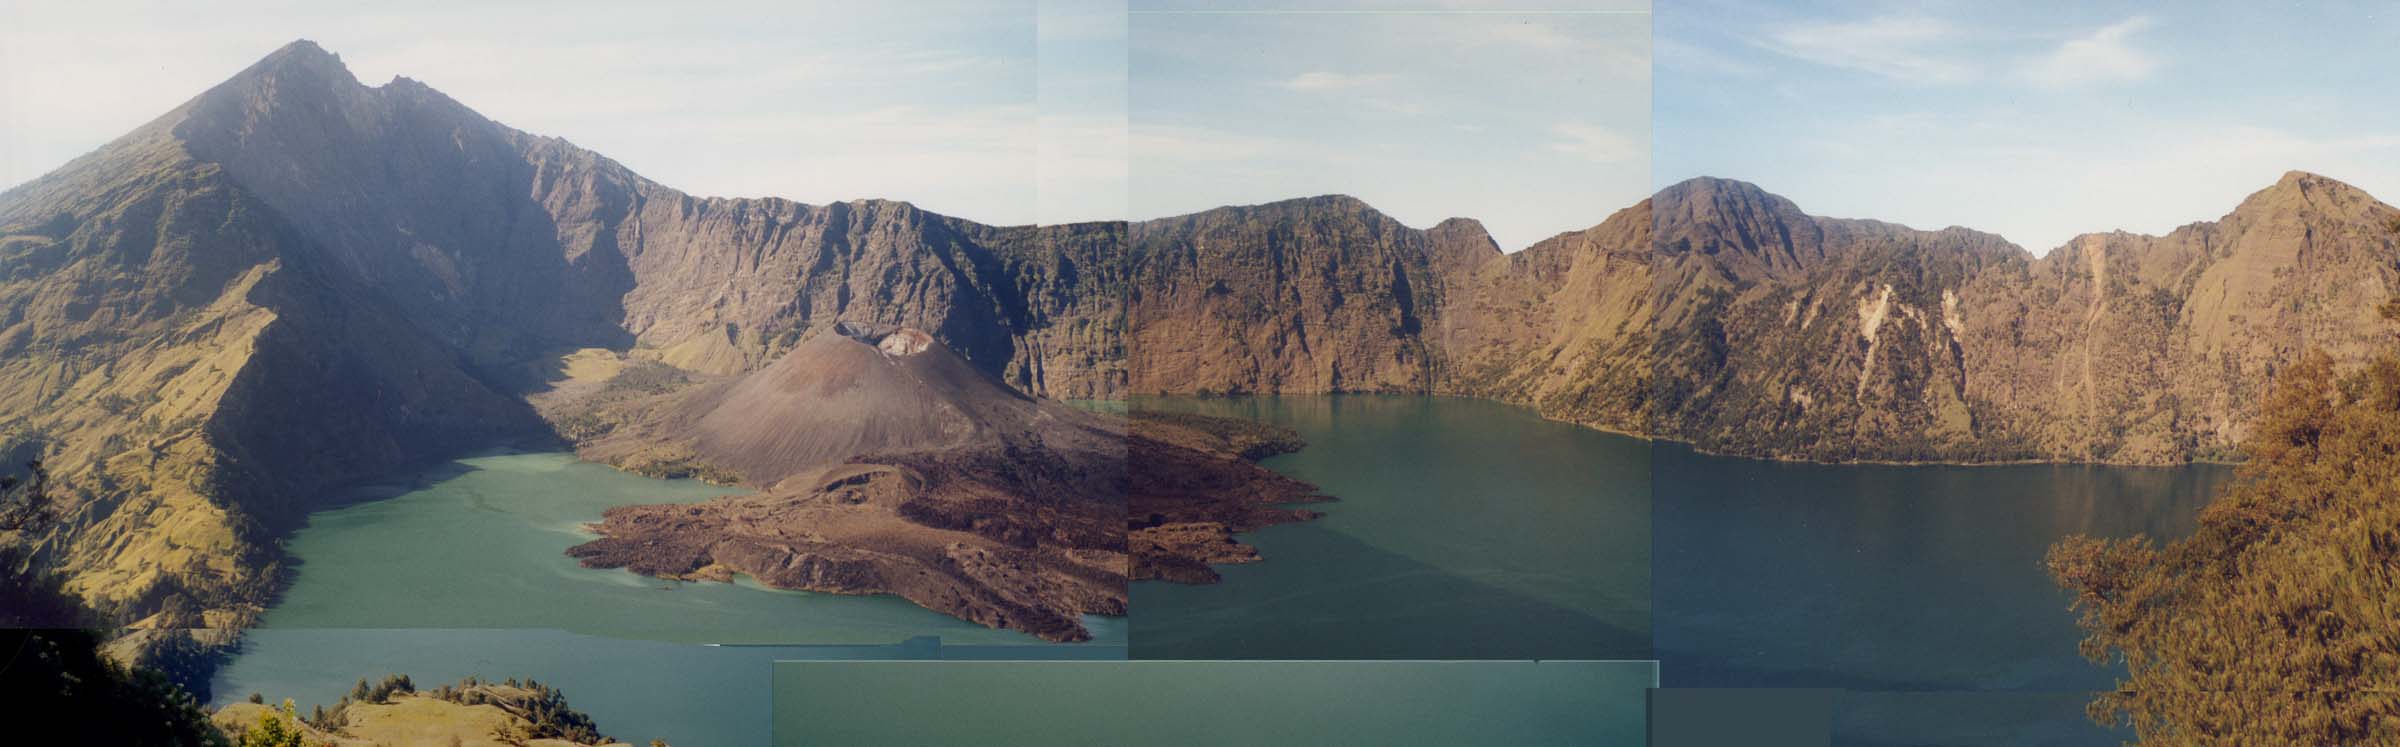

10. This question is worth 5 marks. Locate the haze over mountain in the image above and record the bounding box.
[5,38,2398,676]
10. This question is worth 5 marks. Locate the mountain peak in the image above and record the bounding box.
[1650,176,1813,220]
[171,38,367,133]
[246,38,355,82]
[1426,217,1502,263]
[2230,169,2385,221]
[1429,216,1490,237]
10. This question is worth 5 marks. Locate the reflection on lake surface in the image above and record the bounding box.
[772,659,1656,746]
[1652,442,2232,744]
[1130,395,1651,660]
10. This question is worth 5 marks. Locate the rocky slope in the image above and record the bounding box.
[1121,194,1647,432]
[1126,172,2400,465]
[1647,172,2400,463]
[554,325,1319,641]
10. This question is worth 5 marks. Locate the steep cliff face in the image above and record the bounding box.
[1124,173,2400,465]
[1955,171,2400,462]
[1647,177,2026,460]
[1121,195,1638,431]
[1439,204,1655,432]
[1648,172,2400,463]
[1125,195,1451,395]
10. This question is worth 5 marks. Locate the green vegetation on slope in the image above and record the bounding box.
[220,674,628,747]
[2049,348,2400,743]
[1,460,229,747]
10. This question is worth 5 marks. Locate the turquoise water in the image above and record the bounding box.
[1129,395,1652,660]
[249,451,1099,645]
[773,660,1656,746]
[213,451,1124,747]
[206,401,2229,745]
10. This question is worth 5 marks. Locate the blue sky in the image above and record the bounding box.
[19,2,2380,253]
[1659,0,2400,253]
[0,1,1129,227]
[1130,2,1652,250]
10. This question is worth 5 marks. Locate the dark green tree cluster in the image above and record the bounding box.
[423,676,610,744]
[304,673,418,730]
[2050,349,2400,743]
[0,457,51,530]
[232,701,309,747]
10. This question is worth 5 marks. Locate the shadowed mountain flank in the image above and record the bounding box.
[160,41,1124,395]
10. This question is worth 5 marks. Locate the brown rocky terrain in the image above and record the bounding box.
[1120,192,1650,435]
[1122,410,1326,584]
[553,325,1321,641]
[1644,172,2400,463]
[1126,173,2400,465]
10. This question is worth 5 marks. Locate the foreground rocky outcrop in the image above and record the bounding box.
[554,325,1321,641]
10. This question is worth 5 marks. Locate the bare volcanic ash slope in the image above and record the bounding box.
[559,324,1321,642]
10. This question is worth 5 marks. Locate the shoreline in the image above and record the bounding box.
[1120,390,2249,470]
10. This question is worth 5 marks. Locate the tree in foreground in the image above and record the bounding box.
[234,701,310,747]
[2050,350,2400,743]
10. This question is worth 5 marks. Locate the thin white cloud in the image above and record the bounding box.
[2021,16,2160,90]
[1547,122,1640,164]
[1278,71,1393,92]
[1131,123,1301,165]
[1272,71,1424,116]
[1761,16,1974,84]
[1658,38,1760,78]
